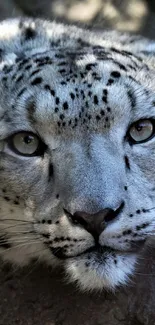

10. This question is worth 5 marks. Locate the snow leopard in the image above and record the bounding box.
[0,17,155,291]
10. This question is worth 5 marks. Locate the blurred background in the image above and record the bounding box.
[0,0,155,38]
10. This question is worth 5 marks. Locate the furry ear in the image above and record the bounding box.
[124,36,155,67]
[137,42,155,56]
[124,35,155,54]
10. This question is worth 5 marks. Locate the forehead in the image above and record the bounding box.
[0,45,154,140]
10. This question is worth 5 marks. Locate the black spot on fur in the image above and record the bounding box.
[100,110,105,116]
[17,87,27,98]
[50,89,55,96]
[63,102,68,110]
[48,163,53,181]
[42,233,50,239]
[118,63,127,71]
[111,71,121,78]
[85,63,96,71]
[3,196,10,202]
[124,155,130,170]
[0,48,4,61]
[44,84,50,91]
[96,115,101,121]
[61,81,67,85]
[55,107,59,113]
[15,74,24,83]
[30,69,41,77]
[107,79,114,86]
[94,95,98,105]
[23,27,36,40]
[3,65,13,74]
[70,92,75,100]
[55,97,60,105]
[103,89,107,96]
[136,223,149,231]
[102,96,107,103]
[127,89,136,109]
[2,76,7,83]
[14,200,19,205]
[123,229,132,235]
[31,77,43,86]
[25,64,32,71]
[60,114,64,120]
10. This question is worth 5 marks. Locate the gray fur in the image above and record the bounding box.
[0,17,155,290]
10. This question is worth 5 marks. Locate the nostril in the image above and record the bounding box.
[63,208,72,220]
[115,201,125,216]
[73,213,88,227]
[104,210,116,223]
[63,209,81,226]
[64,209,90,227]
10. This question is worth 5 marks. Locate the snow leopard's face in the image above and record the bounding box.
[0,18,155,291]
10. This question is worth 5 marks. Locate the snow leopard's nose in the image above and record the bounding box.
[65,202,124,240]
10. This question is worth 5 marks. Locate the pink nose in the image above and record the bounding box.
[72,208,115,238]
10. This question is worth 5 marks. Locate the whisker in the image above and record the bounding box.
[23,258,40,279]
[0,230,36,235]
[0,240,43,254]
[0,236,41,244]
[0,218,34,223]
[26,246,48,256]
[146,206,155,212]
[135,271,155,276]
[0,224,32,232]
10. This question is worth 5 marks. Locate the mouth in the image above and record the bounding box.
[50,240,146,260]
[50,244,121,260]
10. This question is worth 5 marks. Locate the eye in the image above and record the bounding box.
[128,119,154,144]
[7,132,45,156]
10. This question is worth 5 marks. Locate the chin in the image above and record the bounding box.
[65,250,137,292]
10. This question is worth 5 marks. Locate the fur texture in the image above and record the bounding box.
[0,18,155,291]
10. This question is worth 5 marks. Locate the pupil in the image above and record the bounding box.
[24,135,33,144]
[136,125,143,132]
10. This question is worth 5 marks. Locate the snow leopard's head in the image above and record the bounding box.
[0,18,155,291]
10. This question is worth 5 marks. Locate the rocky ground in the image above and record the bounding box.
[0,1,155,324]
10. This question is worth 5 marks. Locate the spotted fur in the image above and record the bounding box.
[0,18,155,291]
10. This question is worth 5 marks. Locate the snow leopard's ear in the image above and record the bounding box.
[138,42,155,56]
[124,35,155,55]
[127,37,155,67]
[111,33,155,59]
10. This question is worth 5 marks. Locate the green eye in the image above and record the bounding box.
[128,119,154,144]
[8,132,45,156]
